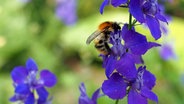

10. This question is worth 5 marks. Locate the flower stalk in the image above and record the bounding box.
[115,99,119,104]
[128,13,132,30]
[80,0,170,104]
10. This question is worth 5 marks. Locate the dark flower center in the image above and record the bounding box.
[142,1,157,16]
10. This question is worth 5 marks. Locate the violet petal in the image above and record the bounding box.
[129,0,145,23]
[102,73,127,99]
[100,0,109,14]
[115,54,137,79]
[146,15,161,40]
[11,66,28,84]
[26,58,38,72]
[40,70,57,87]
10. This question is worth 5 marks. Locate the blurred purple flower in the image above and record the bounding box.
[55,0,77,25]
[100,0,128,14]
[79,83,101,104]
[10,58,57,104]
[159,43,177,60]
[129,0,168,40]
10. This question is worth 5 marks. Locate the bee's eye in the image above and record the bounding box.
[104,31,111,34]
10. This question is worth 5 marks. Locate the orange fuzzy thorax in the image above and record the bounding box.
[98,21,114,31]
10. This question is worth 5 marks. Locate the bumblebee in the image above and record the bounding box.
[86,21,121,55]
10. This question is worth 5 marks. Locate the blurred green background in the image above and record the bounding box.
[0,0,184,104]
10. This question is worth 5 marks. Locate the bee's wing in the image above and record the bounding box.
[86,30,103,44]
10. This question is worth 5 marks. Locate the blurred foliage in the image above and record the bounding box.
[164,0,184,18]
[0,0,184,104]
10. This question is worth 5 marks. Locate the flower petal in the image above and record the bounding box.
[111,0,127,7]
[40,70,57,87]
[131,54,144,64]
[156,13,168,24]
[79,83,87,96]
[138,66,156,89]
[111,43,126,57]
[121,24,135,39]
[141,87,158,103]
[103,55,116,78]
[15,84,30,95]
[37,87,49,104]
[129,0,145,23]
[121,24,129,39]
[102,72,127,99]
[146,15,161,40]
[11,66,28,84]
[26,58,38,72]
[9,95,17,102]
[115,54,137,79]
[9,94,26,102]
[124,30,149,55]
[25,93,35,104]
[128,89,147,104]
[100,0,109,14]
[92,88,101,103]
[147,42,161,50]
[79,83,93,104]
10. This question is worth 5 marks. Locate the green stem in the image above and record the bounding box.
[132,19,137,26]
[115,99,119,104]
[128,13,132,30]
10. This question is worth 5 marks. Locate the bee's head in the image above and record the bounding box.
[112,22,121,31]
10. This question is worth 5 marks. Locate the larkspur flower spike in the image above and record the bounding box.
[82,0,170,103]
[10,58,57,104]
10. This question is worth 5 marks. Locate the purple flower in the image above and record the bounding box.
[55,0,77,25]
[101,24,160,78]
[129,0,168,40]
[128,66,158,104]
[100,24,160,103]
[159,43,177,60]
[100,0,128,14]
[102,66,158,103]
[79,83,101,104]
[10,58,57,104]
